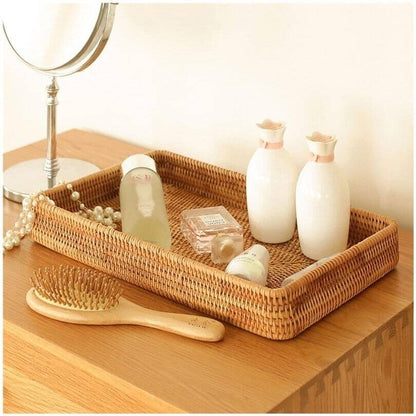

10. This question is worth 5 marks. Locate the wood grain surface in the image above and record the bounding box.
[3,129,413,413]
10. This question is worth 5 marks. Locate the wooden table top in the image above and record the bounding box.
[3,129,413,413]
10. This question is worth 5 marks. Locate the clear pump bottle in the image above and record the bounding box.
[119,154,171,250]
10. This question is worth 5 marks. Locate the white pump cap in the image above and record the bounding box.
[121,154,157,176]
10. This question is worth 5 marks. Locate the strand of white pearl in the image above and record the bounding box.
[3,193,54,252]
[66,183,122,228]
[3,184,122,253]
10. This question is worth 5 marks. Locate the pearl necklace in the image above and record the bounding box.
[3,183,121,253]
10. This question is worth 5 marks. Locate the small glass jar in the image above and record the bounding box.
[180,206,244,261]
[210,233,244,264]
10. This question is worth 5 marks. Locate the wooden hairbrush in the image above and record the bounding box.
[27,265,225,342]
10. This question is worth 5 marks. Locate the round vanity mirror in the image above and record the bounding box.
[3,3,117,202]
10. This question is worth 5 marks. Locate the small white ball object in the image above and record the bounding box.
[104,207,114,216]
[95,214,104,223]
[94,206,104,215]
[12,236,20,247]
[71,191,80,201]
[66,184,73,190]
[103,217,113,226]
[3,239,13,250]
[80,203,85,209]
[113,211,122,222]
[38,194,45,201]
[19,228,26,238]
[27,211,36,222]
[22,198,32,209]
[25,224,32,233]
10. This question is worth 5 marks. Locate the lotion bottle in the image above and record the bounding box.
[296,132,350,260]
[225,244,270,286]
[246,119,298,243]
[120,154,171,250]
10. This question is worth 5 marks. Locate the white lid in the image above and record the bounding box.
[245,244,270,271]
[256,119,286,143]
[306,132,337,156]
[121,154,157,176]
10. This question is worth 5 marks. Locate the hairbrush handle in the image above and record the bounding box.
[117,298,225,342]
[26,289,225,342]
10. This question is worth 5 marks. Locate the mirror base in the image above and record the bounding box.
[3,158,99,203]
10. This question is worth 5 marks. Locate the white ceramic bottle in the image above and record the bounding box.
[246,119,298,243]
[296,132,350,260]
[120,154,171,250]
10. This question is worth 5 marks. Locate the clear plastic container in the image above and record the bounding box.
[119,154,171,250]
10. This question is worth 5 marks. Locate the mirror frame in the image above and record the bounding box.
[3,3,117,77]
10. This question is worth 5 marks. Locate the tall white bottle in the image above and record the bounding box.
[246,119,298,243]
[120,154,171,250]
[296,132,350,260]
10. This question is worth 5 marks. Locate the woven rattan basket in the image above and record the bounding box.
[31,150,399,340]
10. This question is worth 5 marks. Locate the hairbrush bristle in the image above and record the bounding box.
[31,265,123,311]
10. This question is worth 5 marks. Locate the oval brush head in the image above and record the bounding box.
[31,265,123,311]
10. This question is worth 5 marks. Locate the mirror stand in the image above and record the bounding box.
[3,3,117,203]
[45,76,61,189]
[3,76,99,203]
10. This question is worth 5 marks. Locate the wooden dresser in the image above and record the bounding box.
[3,130,413,413]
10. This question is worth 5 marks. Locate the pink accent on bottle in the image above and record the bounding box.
[259,139,284,149]
[308,152,334,163]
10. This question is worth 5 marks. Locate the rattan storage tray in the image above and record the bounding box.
[31,150,399,340]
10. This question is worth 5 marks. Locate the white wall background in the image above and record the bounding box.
[2,3,413,229]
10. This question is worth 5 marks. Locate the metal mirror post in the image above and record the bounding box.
[3,3,117,202]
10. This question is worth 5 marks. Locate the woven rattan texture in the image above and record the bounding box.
[32,150,399,339]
